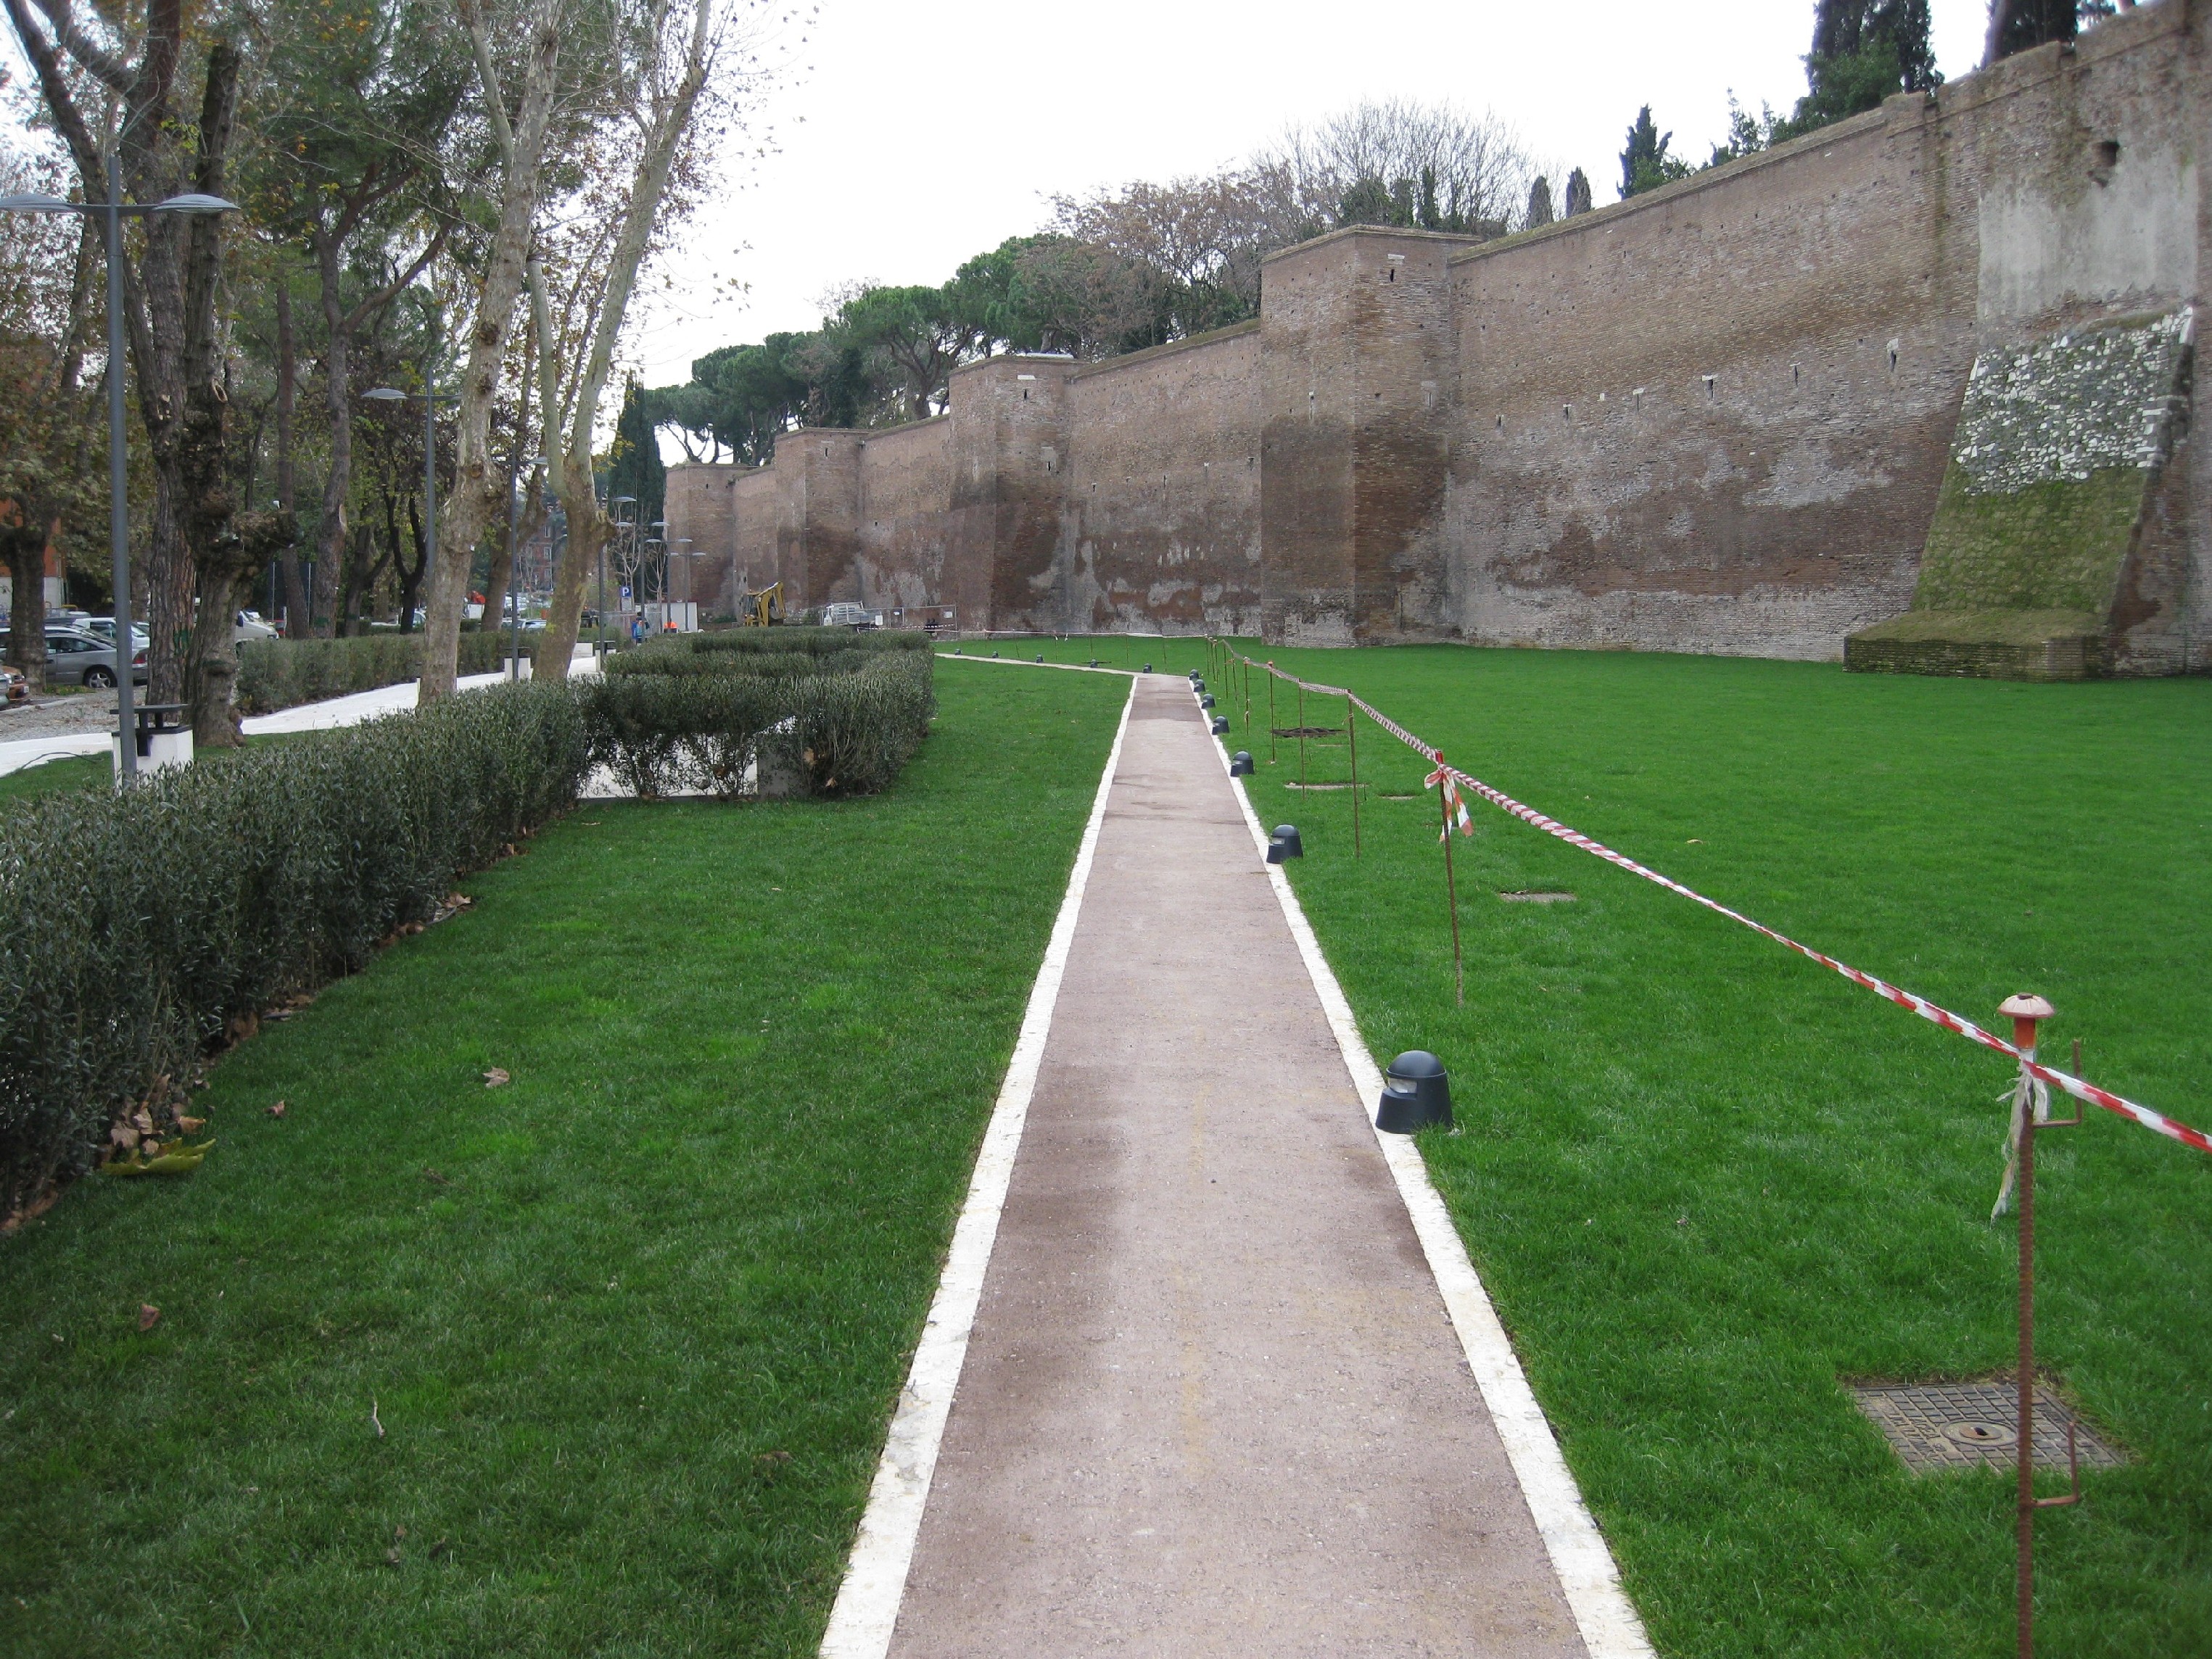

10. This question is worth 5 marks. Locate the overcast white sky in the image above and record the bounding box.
[3,0,1996,394]
[624,0,1996,387]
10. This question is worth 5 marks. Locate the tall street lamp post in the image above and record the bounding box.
[0,158,236,780]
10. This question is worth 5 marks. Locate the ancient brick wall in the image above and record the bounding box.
[669,0,2200,665]
[1063,323,1262,635]
[1443,0,2200,663]
[857,416,954,624]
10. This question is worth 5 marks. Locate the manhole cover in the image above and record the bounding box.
[1499,890,1576,903]
[1851,1381,2124,1475]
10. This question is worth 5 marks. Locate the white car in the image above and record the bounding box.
[234,611,278,643]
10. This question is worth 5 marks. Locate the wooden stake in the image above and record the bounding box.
[1437,750,1464,1006]
[1348,697,1361,859]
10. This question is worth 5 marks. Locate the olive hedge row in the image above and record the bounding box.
[584,630,934,799]
[236,630,516,715]
[0,682,588,1220]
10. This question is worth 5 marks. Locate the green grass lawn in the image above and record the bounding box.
[0,662,1127,1657]
[0,750,110,803]
[1210,643,2212,1657]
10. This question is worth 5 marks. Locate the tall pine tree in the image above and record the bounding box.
[606,381,667,539]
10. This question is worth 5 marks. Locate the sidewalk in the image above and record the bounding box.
[0,648,600,779]
[874,674,1609,1657]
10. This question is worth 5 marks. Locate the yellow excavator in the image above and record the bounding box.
[740,582,785,627]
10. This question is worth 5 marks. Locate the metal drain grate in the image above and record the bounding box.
[1852,1381,2125,1475]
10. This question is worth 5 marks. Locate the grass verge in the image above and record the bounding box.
[1213,643,2212,1658]
[0,662,1127,1657]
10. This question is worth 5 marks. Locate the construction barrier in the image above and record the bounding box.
[1210,640,2211,1162]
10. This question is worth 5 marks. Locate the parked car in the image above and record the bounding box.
[234,610,278,643]
[79,616,152,652]
[0,665,27,703]
[43,626,148,689]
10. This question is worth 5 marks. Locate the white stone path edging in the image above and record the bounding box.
[817,676,1136,1659]
[1208,716,1656,1659]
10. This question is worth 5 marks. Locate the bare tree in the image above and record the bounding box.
[532,0,790,683]
[1255,98,1536,235]
[414,0,567,700]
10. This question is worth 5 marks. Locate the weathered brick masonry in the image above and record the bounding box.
[668,1,2204,669]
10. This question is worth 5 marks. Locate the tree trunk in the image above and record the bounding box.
[311,224,354,642]
[275,280,310,635]
[4,531,48,690]
[418,3,564,703]
[397,492,429,636]
[535,0,714,684]
[477,317,535,641]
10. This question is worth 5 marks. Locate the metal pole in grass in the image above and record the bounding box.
[1998,996,2081,1659]
[1297,680,1305,783]
[1348,696,1360,859]
[1268,664,1276,765]
[1436,749,1464,1006]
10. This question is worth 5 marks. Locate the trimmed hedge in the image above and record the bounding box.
[638,626,933,661]
[236,631,516,716]
[582,638,933,799]
[0,682,588,1220]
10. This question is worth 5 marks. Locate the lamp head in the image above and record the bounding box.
[363,387,407,402]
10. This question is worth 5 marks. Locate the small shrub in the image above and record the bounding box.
[0,682,587,1220]
[236,632,515,716]
[582,641,933,799]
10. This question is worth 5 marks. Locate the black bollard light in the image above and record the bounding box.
[954,645,963,655]
[1143,662,1152,674]
[1091,659,1099,669]
[1211,715,1230,735]
[1192,677,1205,693]
[1036,653,1044,663]
[1230,750,1253,776]
[1201,694,1216,708]
[1375,1051,1452,1133]
[992,650,999,658]
[1266,824,1303,863]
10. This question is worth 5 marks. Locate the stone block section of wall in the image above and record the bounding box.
[1848,306,2195,677]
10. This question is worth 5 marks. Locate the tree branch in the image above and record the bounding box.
[4,0,109,190]
[28,0,131,95]
[342,218,456,334]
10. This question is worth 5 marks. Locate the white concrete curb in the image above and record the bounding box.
[817,677,1136,1659]
[1208,708,1656,1659]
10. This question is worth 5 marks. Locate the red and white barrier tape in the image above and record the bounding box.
[1216,644,2212,1159]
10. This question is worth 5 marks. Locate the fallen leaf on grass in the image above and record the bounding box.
[754,1449,793,1473]
[428,1537,450,1560]
[266,1101,287,1119]
[102,1138,215,1178]
[176,1115,205,1133]
[138,1304,160,1332]
[482,1068,510,1088]
[422,1167,455,1186]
